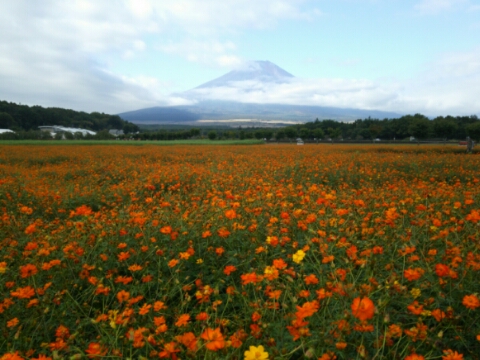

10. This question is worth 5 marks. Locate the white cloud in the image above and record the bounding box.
[186,77,401,110]
[159,39,241,67]
[414,0,468,14]
[0,1,478,117]
[182,47,480,116]
[0,0,320,113]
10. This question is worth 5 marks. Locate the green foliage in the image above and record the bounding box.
[299,127,311,139]
[281,114,480,141]
[0,112,16,128]
[312,128,324,140]
[263,129,274,140]
[465,122,480,141]
[275,130,286,140]
[284,127,298,139]
[433,118,458,139]
[208,130,217,140]
[407,114,431,139]
[0,100,138,132]
[254,130,264,139]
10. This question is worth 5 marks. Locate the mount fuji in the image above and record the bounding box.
[194,60,293,89]
[118,61,401,125]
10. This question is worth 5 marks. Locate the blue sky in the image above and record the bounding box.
[0,0,479,116]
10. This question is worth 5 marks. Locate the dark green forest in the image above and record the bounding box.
[0,100,139,133]
[280,113,480,141]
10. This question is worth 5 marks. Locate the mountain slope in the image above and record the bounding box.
[118,61,404,124]
[119,100,401,124]
[195,61,293,89]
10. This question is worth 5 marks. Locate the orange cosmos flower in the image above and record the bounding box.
[24,223,36,234]
[85,342,107,358]
[117,252,130,261]
[304,274,319,285]
[351,297,375,321]
[55,325,70,339]
[0,351,24,360]
[251,311,262,322]
[115,276,133,285]
[263,266,279,281]
[20,206,33,215]
[241,272,260,285]
[160,226,172,234]
[435,264,450,277]
[200,328,225,351]
[31,355,52,360]
[431,309,446,322]
[7,318,19,328]
[158,342,180,359]
[295,300,319,319]
[27,299,40,308]
[387,324,402,338]
[407,301,424,315]
[404,354,425,360]
[168,259,179,268]
[128,264,143,272]
[20,264,38,278]
[442,350,464,360]
[175,314,190,327]
[466,210,480,223]
[462,294,480,310]
[138,303,151,315]
[223,265,237,275]
[322,255,335,264]
[196,312,209,321]
[217,228,230,238]
[175,332,197,351]
[154,301,167,312]
[202,230,212,238]
[318,352,337,360]
[273,258,288,270]
[73,205,92,216]
[404,268,424,281]
[141,274,153,283]
[224,209,236,219]
[10,285,35,299]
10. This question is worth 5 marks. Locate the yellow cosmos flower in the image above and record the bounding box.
[292,250,306,264]
[244,345,269,360]
[410,288,421,299]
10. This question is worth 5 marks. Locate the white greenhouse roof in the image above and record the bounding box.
[0,129,15,134]
[39,126,96,135]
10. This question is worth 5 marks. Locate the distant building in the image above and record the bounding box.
[109,129,124,136]
[39,126,96,136]
[0,129,15,134]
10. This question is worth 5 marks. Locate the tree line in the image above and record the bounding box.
[0,100,139,133]
[1,99,479,142]
[281,113,480,141]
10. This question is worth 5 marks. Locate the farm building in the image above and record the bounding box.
[39,126,96,136]
[0,129,15,134]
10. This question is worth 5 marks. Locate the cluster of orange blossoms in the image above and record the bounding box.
[0,144,479,359]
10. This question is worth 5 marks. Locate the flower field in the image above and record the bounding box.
[0,144,479,360]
